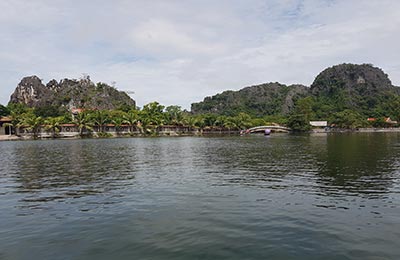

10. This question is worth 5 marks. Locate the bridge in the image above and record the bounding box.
[243,125,291,134]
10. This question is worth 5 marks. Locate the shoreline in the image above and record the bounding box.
[2,128,400,141]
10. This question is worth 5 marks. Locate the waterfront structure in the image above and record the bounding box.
[309,121,328,127]
[0,117,12,135]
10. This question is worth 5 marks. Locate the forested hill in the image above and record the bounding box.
[310,63,400,118]
[191,63,400,119]
[191,83,309,117]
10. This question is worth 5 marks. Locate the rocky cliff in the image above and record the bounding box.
[191,63,400,117]
[191,83,309,116]
[310,63,400,116]
[9,75,135,110]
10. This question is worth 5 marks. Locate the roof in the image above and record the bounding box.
[0,117,12,122]
[71,108,84,114]
[310,121,328,127]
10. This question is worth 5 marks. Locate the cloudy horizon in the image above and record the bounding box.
[1,0,400,109]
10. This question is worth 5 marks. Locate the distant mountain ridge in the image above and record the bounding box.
[9,75,135,111]
[191,82,309,117]
[191,63,400,118]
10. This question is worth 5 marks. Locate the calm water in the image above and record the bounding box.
[1,133,400,260]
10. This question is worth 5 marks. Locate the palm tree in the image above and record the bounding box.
[74,112,93,136]
[21,114,43,139]
[137,114,155,134]
[227,113,252,130]
[44,117,63,138]
[183,115,197,131]
[112,117,124,135]
[140,102,166,134]
[91,110,109,133]
[123,110,139,133]
[194,115,206,130]
[8,109,29,136]
[165,105,183,125]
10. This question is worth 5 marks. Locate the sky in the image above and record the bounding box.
[1,0,400,109]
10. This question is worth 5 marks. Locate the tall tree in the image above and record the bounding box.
[44,117,63,138]
[74,112,93,136]
[165,105,183,125]
[20,113,43,139]
[91,110,109,133]
[123,110,139,133]
[0,104,10,117]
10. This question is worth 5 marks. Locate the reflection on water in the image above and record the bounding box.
[0,134,400,259]
[314,133,399,197]
[10,140,136,203]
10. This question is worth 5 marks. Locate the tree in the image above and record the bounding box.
[224,113,252,130]
[112,117,124,135]
[0,104,10,117]
[123,110,139,133]
[74,112,93,136]
[296,97,315,119]
[34,105,67,118]
[330,109,364,129]
[7,103,29,116]
[91,110,109,133]
[164,105,183,125]
[109,110,126,135]
[216,116,229,128]
[202,114,218,128]
[194,115,206,129]
[137,114,155,134]
[20,113,43,139]
[287,97,314,132]
[44,117,63,138]
[139,102,165,133]
[183,115,197,131]
[287,113,311,132]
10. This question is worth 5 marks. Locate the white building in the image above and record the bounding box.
[310,121,328,127]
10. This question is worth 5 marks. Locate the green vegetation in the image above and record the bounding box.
[3,63,400,135]
[1,101,272,137]
[191,83,308,117]
[0,104,10,117]
[190,63,400,131]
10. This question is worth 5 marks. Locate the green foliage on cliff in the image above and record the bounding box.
[0,104,10,117]
[191,83,309,117]
[192,63,400,130]
[9,76,136,112]
[310,64,400,119]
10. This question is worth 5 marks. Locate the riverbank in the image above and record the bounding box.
[2,127,400,141]
[0,129,241,141]
[0,135,21,141]
[311,127,400,133]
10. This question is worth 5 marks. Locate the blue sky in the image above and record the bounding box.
[1,0,400,109]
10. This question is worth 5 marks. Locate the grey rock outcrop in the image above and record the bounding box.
[311,63,393,95]
[191,82,309,116]
[9,75,136,110]
[191,63,399,116]
[10,76,53,107]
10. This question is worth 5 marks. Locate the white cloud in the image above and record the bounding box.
[1,0,400,109]
[130,19,227,56]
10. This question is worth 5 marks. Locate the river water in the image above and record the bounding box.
[0,133,399,259]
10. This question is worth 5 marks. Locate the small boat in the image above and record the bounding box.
[264,129,271,135]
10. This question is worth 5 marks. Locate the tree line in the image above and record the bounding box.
[1,97,398,137]
[0,102,277,137]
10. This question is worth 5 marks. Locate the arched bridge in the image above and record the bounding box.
[243,125,291,134]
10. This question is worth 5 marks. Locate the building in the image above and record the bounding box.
[0,117,13,135]
[385,117,398,125]
[309,121,328,127]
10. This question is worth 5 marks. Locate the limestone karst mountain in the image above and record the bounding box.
[9,75,135,111]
